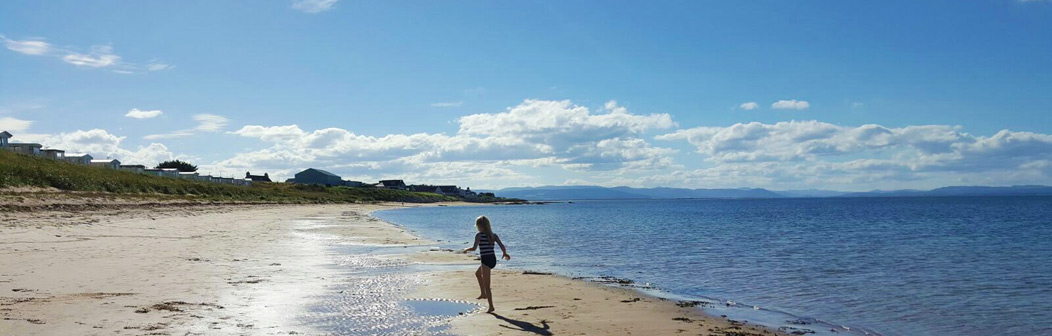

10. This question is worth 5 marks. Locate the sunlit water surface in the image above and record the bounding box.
[375,197,1052,336]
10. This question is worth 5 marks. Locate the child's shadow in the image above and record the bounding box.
[490,313,552,335]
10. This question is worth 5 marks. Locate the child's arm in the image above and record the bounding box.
[461,233,480,253]
[495,234,511,260]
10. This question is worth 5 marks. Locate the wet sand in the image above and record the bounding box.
[0,199,789,335]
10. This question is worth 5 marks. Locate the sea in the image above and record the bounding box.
[375,197,1052,336]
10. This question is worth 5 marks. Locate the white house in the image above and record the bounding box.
[119,165,146,174]
[41,149,65,160]
[64,154,93,165]
[160,168,180,178]
[90,159,122,169]
[6,143,42,156]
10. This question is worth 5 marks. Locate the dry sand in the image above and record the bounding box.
[1,197,789,335]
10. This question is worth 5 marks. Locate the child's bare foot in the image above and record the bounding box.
[486,306,495,313]
[476,295,487,299]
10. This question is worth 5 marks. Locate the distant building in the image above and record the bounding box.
[343,180,365,187]
[377,180,408,190]
[294,168,343,186]
[178,172,199,180]
[64,153,93,165]
[41,149,65,160]
[90,159,121,169]
[0,131,44,156]
[436,185,461,196]
[409,184,438,193]
[159,168,180,178]
[245,171,272,182]
[119,165,146,174]
[6,142,42,156]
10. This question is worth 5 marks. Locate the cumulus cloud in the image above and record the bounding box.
[291,0,338,13]
[656,120,1052,189]
[125,108,163,119]
[739,102,759,110]
[1,35,49,55]
[458,99,675,146]
[771,99,810,110]
[215,99,678,183]
[0,117,33,132]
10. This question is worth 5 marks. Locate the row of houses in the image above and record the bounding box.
[2,131,123,168]
[287,168,480,197]
[1,131,262,187]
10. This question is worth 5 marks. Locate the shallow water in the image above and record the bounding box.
[376,197,1052,336]
[292,219,481,335]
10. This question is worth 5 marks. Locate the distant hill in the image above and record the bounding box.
[772,189,847,198]
[490,185,783,200]
[486,185,1052,201]
[840,185,1052,198]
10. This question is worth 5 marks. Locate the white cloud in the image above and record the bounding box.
[2,35,170,73]
[1,35,50,55]
[739,102,759,110]
[144,132,194,140]
[771,99,810,110]
[147,60,173,71]
[144,114,229,139]
[125,108,163,119]
[656,121,1052,189]
[291,0,338,13]
[457,99,675,145]
[431,102,463,107]
[216,99,679,183]
[61,45,120,68]
[193,114,229,132]
[0,117,33,132]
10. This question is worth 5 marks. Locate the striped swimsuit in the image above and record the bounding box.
[479,233,497,268]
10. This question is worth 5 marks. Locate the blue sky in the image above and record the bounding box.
[2,0,1051,191]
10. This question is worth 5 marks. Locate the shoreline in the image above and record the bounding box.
[373,205,800,336]
[1,200,792,335]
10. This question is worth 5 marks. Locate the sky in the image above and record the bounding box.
[1,0,1051,191]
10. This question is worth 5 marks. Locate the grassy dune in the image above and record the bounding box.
[0,150,457,203]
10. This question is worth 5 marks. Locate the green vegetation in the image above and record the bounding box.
[156,159,198,172]
[0,150,457,203]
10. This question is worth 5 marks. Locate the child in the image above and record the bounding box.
[461,215,511,312]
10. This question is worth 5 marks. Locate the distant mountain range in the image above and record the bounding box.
[482,185,1052,201]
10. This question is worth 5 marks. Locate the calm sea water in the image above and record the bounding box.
[375,197,1052,336]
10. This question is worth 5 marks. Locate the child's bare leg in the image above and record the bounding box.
[483,266,494,312]
[475,266,486,299]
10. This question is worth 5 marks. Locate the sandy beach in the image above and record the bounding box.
[0,196,790,335]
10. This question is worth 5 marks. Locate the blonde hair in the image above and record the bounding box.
[476,215,494,239]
